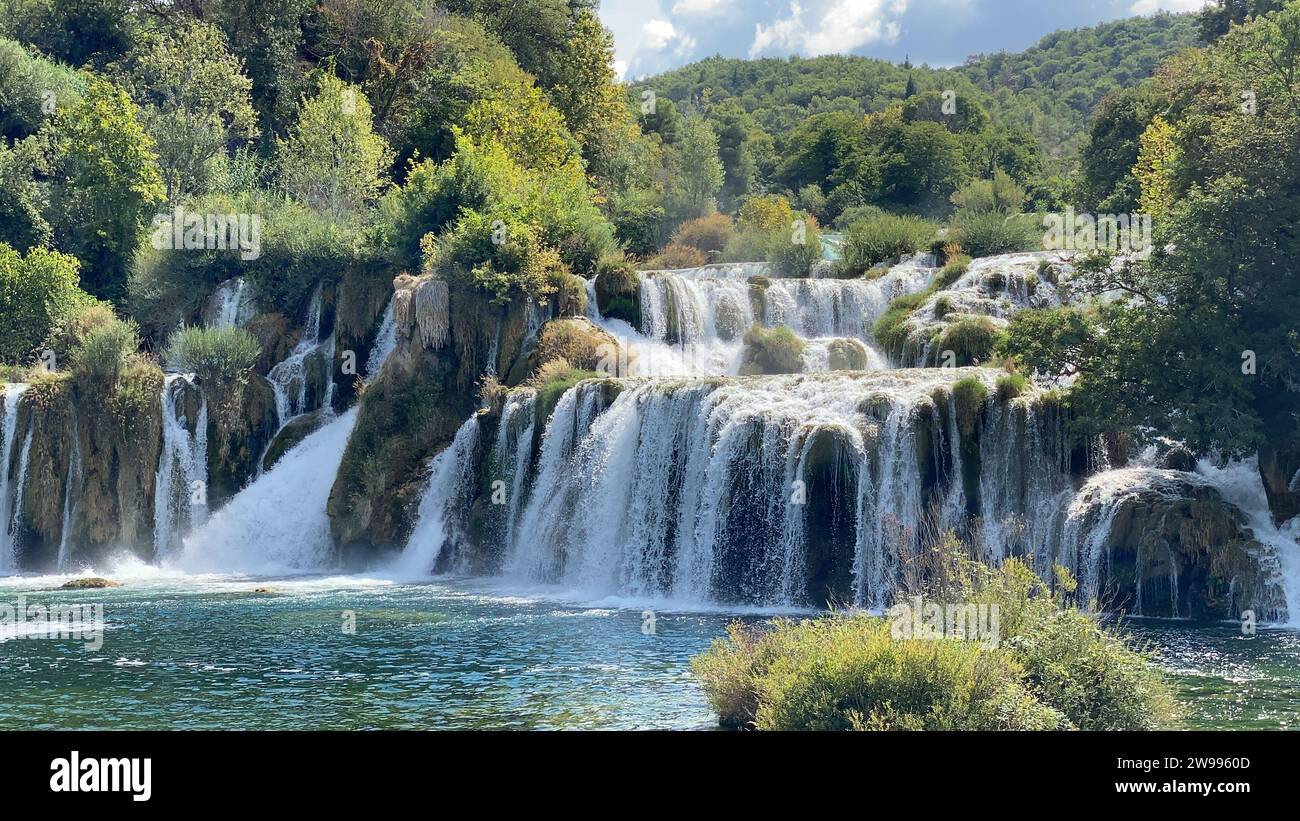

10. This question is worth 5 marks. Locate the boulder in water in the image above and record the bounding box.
[60,577,119,589]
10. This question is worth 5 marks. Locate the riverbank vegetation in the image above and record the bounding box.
[692,536,1181,731]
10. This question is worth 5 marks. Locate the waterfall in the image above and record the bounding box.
[207,277,258,328]
[172,409,359,574]
[153,374,209,558]
[0,384,30,570]
[392,417,481,577]
[365,300,397,379]
[1190,459,1300,625]
[268,286,334,427]
[3,429,32,568]
[492,390,538,548]
[56,407,82,571]
[489,370,1038,607]
[584,277,601,322]
[631,262,936,376]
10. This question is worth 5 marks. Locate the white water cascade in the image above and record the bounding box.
[631,260,936,376]
[206,277,258,328]
[153,374,209,558]
[0,384,31,569]
[56,407,82,571]
[171,305,402,574]
[173,409,359,574]
[391,417,481,577]
[487,369,1071,608]
[365,300,397,379]
[268,286,335,427]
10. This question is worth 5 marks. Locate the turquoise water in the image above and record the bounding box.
[2,569,1297,730]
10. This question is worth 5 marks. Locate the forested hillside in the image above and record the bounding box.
[634,12,1199,198]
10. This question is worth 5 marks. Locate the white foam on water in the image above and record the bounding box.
[169,409,360,575]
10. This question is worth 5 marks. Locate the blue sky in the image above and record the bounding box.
[598,0,1210,80]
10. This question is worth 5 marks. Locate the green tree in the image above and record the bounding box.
[277,74,393,217]
[1134,116,1178,221]
[0,138,51,251]
[45,75,165,302]
[674,114,725,219]
[0,243,93,362]
[122,22,259,199]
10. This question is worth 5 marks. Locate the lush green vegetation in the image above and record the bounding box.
[164,325,261,384]
[1003,2,1300,461]
[0,243,94,362]
[692,539,1180,730]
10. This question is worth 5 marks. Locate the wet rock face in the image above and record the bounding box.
[504,317,618,387]
[203,374,279,510]
[1258,444,1300,525]
[1094,480,1281,620]
[327,279,537,560]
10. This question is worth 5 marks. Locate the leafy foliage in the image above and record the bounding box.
[0,243,94,363]
[164,325,261,383]
[44,75,165,302]
[692,539,1180,731]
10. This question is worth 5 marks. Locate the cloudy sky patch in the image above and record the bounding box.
[600,0,1208,81]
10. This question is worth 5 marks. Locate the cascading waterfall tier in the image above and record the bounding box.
[153,374,209,558]
[0,384,31,570]
[639,263,934,343]
[204,277,259,328]
[172,409,358,574]
[268,286,336,426]
[403,369,1078,608]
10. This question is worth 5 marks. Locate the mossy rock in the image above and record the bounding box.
[204,374,279,509]
[594,261,640,327]
[60,577,120,589]
[713,292,749,342]
[1098,483,1281,619]
[936,316,1003,366]
[73,362,165,564]
[1159,445,1197,472]
[506,317,617,387]
[262,410,326,472]
[740,325,805,375]
[827,339,869,371]
[244,313,299,375]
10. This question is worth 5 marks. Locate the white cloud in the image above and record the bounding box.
[1130,0,1209,13]
[751,0,909,58]
[643,19,679,50]
[671,0,730,15]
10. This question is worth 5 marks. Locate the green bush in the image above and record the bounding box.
[164,325,261,384]
[766,218,822,277]
[70,315,141,383]
[593,257,640,326]
[0,37,84,141]
[692,615,1062,731]
[937,316,1004,365]
[0,243,95,363]
[692,547,1180,731]
[524,362,599,427]
[995,372,1029,400]
[43,300,117,364]
[872,292,926,359]
[671,214,734,257]
[0,139,51,251]
[935,253,971,288]
[719,227,771,264]
[948,210,1040,258]
[740,325,805,375]
[951,377,989,437]
[838,214,938,276]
